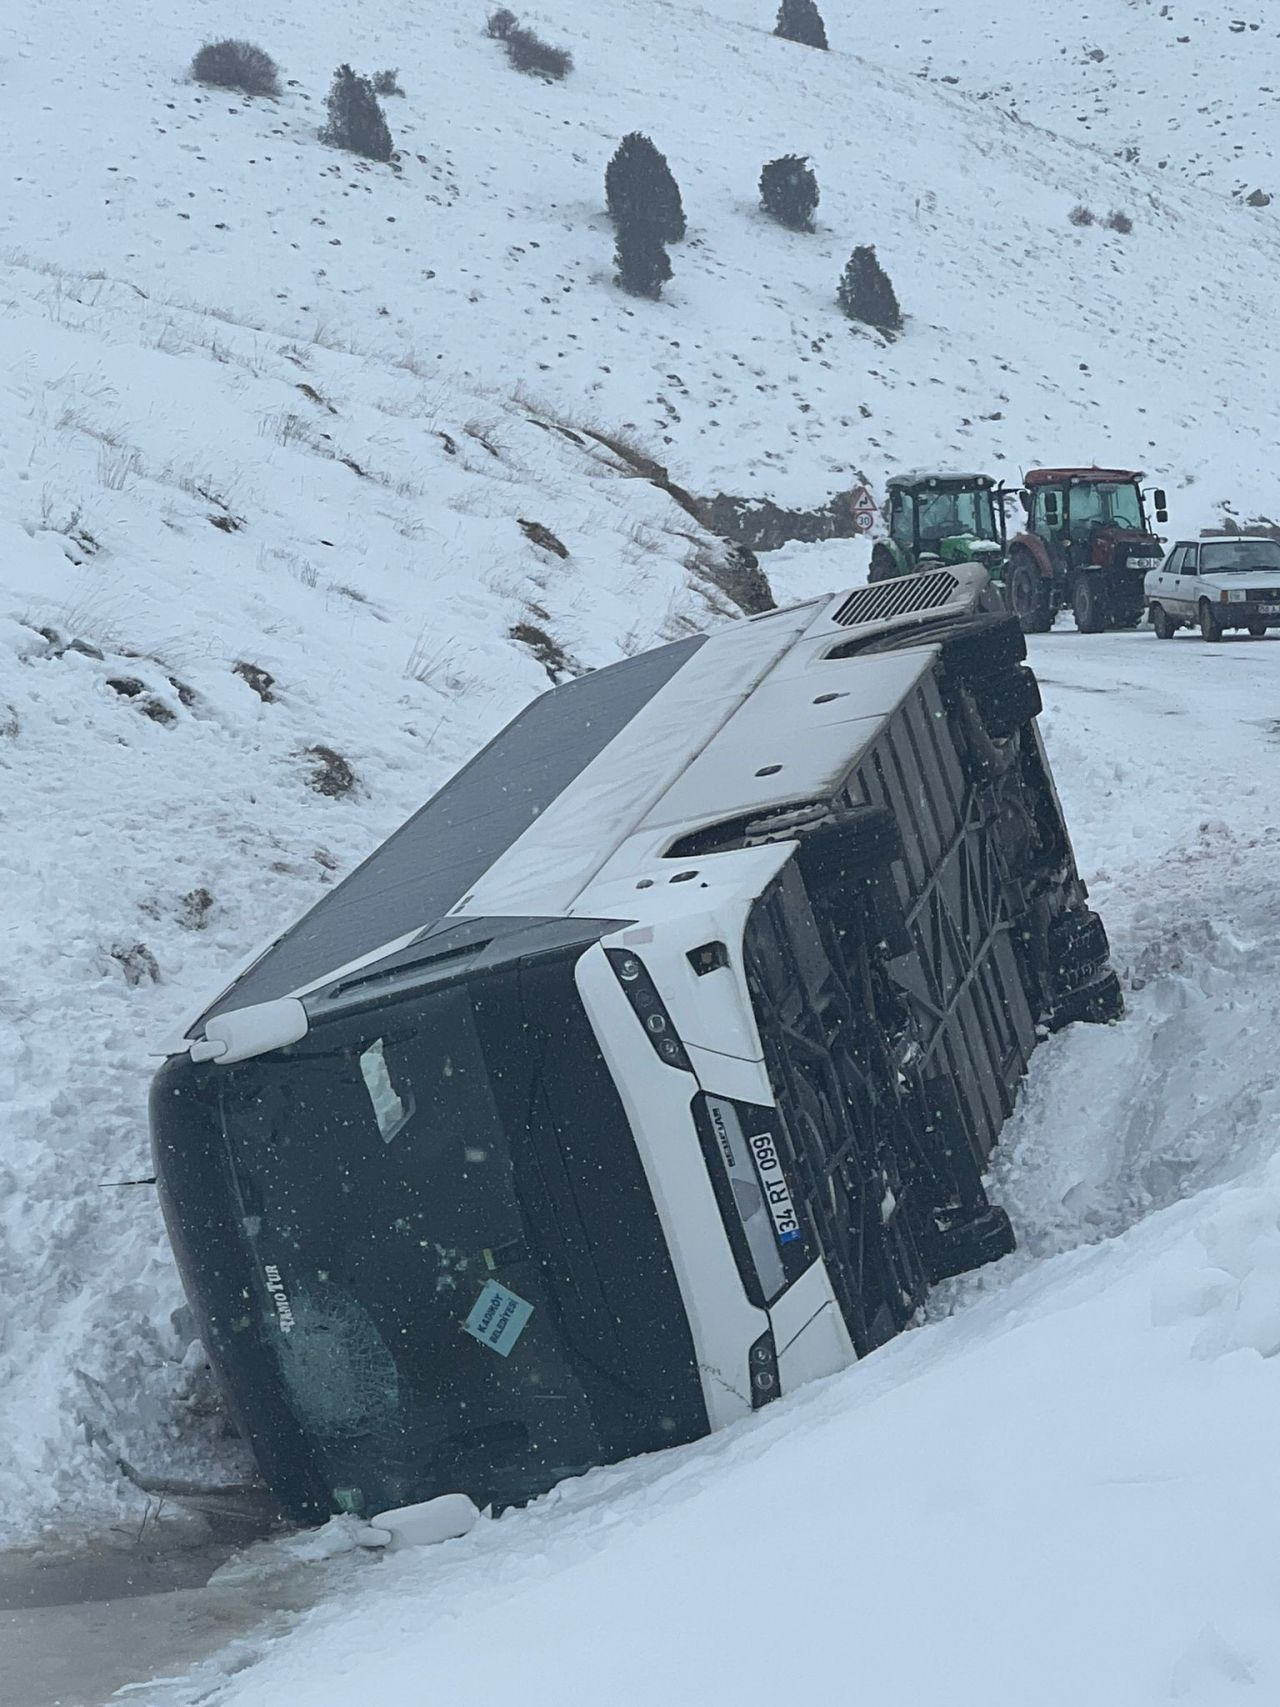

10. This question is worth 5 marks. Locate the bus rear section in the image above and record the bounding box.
[151,567,1120,1525]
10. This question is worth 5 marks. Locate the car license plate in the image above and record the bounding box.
[1259,605,1280,616]
[747,1130,802,1244]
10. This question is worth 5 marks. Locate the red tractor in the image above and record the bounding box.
[1005,468,1168,634]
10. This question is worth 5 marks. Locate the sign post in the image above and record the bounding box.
[850,484,879,534]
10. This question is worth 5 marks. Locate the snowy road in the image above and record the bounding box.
[7,620,1279,1707]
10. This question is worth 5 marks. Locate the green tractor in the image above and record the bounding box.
[868,472,1008,587]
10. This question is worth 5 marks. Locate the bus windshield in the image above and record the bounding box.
[205,950,703,1516]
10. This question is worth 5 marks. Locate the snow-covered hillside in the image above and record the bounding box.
[2,0,1280,1697]
[805,0,1280,207]
[5,0,1280,514]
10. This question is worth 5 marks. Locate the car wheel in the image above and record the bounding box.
[1072,575,1108,634]
[1008,553,1053,634]
[1199,600,1223,643]
[1150,603,1176,640]
[1247,621,1267,638]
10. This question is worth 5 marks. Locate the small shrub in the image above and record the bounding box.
[371,68,403,96]
[191,39,281,98]
[321,64,394,163]
[505,24,573,79]
[518,518,569,557]
[106,675,146,700]
[837,245,902,337]
[1069,203,1096,226]
[614,225,673,299]
[510,620,572,681]
[774,0,828,50]
[486,7,518,37]
[179,888,215,931]
[1106,209,1133,233]
[606,132,685,244]
[304,744,358,797]
[111,942,161,986]
[760,154,819,231]
[233,660,276,702]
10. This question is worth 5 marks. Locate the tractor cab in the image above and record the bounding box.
[870,472,1007,584]
[1008,468,1168,633]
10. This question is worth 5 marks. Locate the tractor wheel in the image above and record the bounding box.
[868,544,900,584]
[1150,603,1176,640]
[1199,600,1223,643]
[1007,552,1053,634]
[1072,575,1108,634]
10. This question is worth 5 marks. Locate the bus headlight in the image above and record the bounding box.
[605,949,693,1073]
[749,1328,780,1409]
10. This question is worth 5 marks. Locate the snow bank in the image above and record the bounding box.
[182,1153,1280,1707]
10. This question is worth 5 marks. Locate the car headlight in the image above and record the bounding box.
[1227,589,1248,603]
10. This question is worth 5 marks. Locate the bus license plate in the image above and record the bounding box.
[747,1130,802,1245]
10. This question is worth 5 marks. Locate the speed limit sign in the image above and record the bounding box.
[850,484,878,532]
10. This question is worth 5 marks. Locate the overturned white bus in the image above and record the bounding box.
[150,567,1121,1524]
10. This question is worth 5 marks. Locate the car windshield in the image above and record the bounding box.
[915,487,995,541]
[204,951,702,1516]
[1200,541,1280,574]
[1069,482,1144,530]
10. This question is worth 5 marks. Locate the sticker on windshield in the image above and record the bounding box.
[463,1280,534,1358]
[358,1038,413,1144]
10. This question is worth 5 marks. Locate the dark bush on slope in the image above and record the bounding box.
[774,0,828,50]
[760,154,819,231]
[614,223,673,299]
[505,25,574,79]
[606,132,685,244]
[191,40,281,98]
[321,64,394,163]
[837,245,902,337]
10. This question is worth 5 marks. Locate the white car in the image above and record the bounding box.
[1145,537,1280,641]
